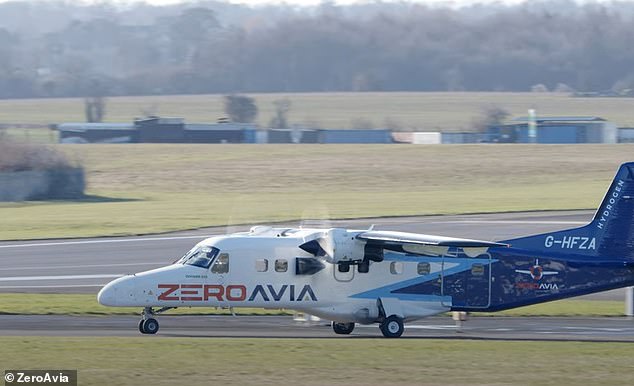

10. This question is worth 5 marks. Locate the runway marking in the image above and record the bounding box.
[0,262,161,271]
[447,220,586,225]
[0,235,211,249]
[0,274,124,282]
[563,326,631,332]
[0,284,107,289]
[357,324,458,330]
[0,220,587,249]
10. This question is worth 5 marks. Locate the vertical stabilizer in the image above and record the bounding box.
[505,162,634,260]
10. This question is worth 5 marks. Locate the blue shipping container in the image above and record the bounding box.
[318,129,392,144]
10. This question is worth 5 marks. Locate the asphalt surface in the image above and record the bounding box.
[0,314,633,342]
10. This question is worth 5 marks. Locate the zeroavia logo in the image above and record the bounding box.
[514,259,558,281]
[514,259,560,291]
[158,284,317,302]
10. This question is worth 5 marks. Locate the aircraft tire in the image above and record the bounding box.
[332,322,355,335]
[138,319,146,334]
[380,315,404,338]
[142,318,159,334]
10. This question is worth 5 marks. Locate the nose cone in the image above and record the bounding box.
[97,280,118,306]
[98,275,135,307]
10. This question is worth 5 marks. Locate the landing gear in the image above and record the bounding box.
[141,318,159,334]
[379,315,404,338]
[332,321,355,335]
[138,306,174,335]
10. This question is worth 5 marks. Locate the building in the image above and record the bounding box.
[489,116,617,144]
[53,119,392,144]
[53,123,136,143]
[54,119,258,144]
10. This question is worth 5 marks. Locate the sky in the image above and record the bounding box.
[123,0,628,5]
[4,0,627,8]
[137,0,528,5]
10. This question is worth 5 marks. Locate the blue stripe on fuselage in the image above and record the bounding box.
[349,252,497,302]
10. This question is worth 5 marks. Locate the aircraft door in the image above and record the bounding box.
[441,253,492,309]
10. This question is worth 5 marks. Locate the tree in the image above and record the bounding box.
[84,96,106,123]
[223,95,258,123]
[473,105,510,133]
[269,99,291,129]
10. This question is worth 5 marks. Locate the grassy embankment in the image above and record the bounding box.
[2,92,634,133]
[1,337,633,386]
[1,144,633,240]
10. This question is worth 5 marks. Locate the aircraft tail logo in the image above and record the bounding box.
[514,259,559,281]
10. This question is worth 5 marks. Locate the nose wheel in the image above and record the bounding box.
[139,318,159,334]
[138,306,174,335]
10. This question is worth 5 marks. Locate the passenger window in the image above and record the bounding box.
[211,253,229,274]
[275,259,288,272]
[471,263,485,276]
[255,259,268,272]
[417,262,431,275]
[390,262,403,275]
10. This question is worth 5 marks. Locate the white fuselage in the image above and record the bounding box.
[98,227,452,323]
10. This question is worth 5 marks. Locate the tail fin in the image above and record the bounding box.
[505,162,634,260]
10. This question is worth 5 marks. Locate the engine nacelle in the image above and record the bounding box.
[316,228,365,263]
[299,228,384,267]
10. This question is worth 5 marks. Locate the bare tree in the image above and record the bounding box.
[269,99,291,129]
[84,96,106,123]
[223,95,257,123]
[3,2,634,96]
[473,105,510,133]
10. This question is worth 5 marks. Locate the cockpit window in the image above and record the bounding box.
[180,246,220,269]
[211,253,230,274]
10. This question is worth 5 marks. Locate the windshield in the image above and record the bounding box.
[179,246,220,269]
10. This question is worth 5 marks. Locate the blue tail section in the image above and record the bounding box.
[504,162,634,261]
[355,163,634,314]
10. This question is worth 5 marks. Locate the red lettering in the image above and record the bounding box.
[180,284,203,301]
[226,285,247,301]
[204,284,224,301]
[158,284,179,301]
[516,282,539,289]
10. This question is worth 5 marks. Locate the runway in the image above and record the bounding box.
[1,210,633,341]
[1,314,633,342]
[0,210,625,299]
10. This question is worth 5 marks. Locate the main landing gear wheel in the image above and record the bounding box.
[140,318,159,334]
[380,315,404,338]
[332,322,355,335]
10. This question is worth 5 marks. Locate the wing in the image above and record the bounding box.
[356,230,509,257]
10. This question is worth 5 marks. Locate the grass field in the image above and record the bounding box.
[2,92,634,131]
[0,293,291,316]
[1,337,633,386]
[0,293,625,317]
[1,144,633,240]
